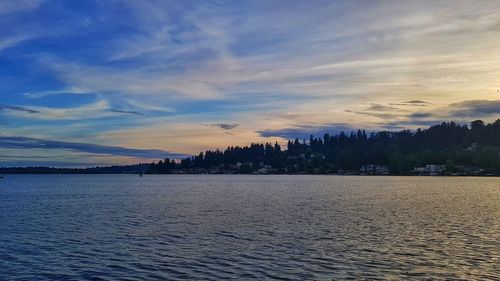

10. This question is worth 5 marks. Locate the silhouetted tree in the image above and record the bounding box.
[142,119,500,175]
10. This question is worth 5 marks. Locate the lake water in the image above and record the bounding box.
[0,175,498,280]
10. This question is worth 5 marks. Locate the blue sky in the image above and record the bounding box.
[1,0,500,167]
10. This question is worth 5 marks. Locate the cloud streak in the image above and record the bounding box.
[446,100,500,118]
[0,104,39,114]
[259,123,356,139]
[0,136,188,159]
[389,100,430,107]
[111,109,148,117]
[0,0,44,15]
[207,123,239,130]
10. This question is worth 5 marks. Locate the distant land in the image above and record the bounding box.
[2,120,500,176]
[0,164,150,175]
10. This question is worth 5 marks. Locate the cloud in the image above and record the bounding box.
[345,110,404,120]
[0,34,36,51]
[29,1,500,105]
[389,100,430,107]
[111,109,147,117]
[377,100,500,129]
[341,99,500,131]
[1,101,107,120]
[207,123,239,130]
[446,100,500,118]
[0,136,188,159]
[409,112,433,119]
[344,103,409,120]
[0,104,39,114]
[378,120,449,130]
[365,103,407,112]
[1,101,137,121]
[23,87,90,98]
[0,0,44,15]
[404,100,500,121]
[259,123,356,139]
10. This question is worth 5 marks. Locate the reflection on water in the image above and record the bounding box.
[0,175,499,280]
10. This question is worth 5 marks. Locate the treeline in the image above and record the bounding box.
[148,120,500,174]
[0,164,149,174]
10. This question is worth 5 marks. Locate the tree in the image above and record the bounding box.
[471,120,485,130]
[145,119,500,175]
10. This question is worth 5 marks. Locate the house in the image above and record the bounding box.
[360,164,390,175]
[413,167,426,173]
[414,164,445,175]
[426,164,445,173]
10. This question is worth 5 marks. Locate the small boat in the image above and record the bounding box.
[0,175,4,179]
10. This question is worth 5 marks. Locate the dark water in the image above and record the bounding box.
[0,175,498,280]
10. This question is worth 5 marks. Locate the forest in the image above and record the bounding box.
[147,120,500,175]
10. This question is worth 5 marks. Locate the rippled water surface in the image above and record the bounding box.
[1,175,499,280]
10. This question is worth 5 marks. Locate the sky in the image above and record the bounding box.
[1,0,500,167]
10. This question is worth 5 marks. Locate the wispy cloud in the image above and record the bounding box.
[111,109,147,117]
[365,103,408,112]
[0,104,39,114]
[0,0,50,52]
[23,87,90,98]
[344,103,409,120]
[380,100,500,129]
[1,100,154,121]
[439,100,500,119]
[394,100,500,124]
[389,100,430,107]
[207,123,239,130]
[0,101,110,120]
[0,0,44,15]
[35,0,500,106]
[259,123,356,139]
[345,109,405,120]
[0,34,36,52]
[0,136,187,159]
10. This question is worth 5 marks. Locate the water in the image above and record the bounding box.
[0,175,498,280]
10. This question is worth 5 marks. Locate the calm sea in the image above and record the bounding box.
[0,175,498,280]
